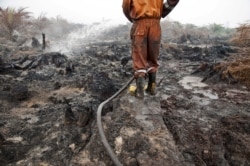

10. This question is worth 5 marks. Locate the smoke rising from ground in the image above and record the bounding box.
[46,20,121,55]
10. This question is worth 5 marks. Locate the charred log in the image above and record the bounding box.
[0,52,68,72]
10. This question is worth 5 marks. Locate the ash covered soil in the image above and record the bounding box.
[0,34,250,166]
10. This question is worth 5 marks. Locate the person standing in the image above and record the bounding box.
[122,0,179,99]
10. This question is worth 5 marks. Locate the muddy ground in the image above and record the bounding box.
[0,32,250,166]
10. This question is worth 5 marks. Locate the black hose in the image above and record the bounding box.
[97,76,134,166]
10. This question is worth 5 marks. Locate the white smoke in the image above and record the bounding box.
[48,20,118,55]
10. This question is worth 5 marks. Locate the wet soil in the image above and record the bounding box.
[0,37,249,166]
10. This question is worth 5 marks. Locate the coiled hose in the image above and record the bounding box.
[97,76,135,166]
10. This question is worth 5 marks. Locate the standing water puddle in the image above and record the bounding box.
[178,76,207,89]
[179,76,218,100]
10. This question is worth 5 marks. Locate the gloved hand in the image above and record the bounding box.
[164,0,174,10]
[162,0,179,18]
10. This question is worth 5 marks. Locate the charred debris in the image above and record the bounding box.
[0,18,250,165]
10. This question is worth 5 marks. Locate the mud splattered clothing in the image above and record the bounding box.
[130,18,161,77]
[122,0,179,77]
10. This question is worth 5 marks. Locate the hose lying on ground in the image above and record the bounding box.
[97,76,135,166]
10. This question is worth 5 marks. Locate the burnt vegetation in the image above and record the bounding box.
[0,7,250,166]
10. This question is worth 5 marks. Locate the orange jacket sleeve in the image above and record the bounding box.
[122,0,132,22]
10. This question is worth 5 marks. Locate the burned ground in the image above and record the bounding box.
[0,28,250,166]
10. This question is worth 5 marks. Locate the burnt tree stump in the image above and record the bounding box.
[42,33,46,50]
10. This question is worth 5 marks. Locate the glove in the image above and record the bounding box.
[164,1,175,10]
[162,0,179,18]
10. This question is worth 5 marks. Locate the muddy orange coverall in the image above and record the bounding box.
[122,0,179,77]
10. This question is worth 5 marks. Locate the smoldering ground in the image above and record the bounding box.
[0,20,250,166]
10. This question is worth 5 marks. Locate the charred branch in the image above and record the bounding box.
[0,52,68,72]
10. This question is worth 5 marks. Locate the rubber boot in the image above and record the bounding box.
[146,72,156,95]
[135,76,145,99]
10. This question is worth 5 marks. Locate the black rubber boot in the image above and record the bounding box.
[135,76,145,99]
[146,72,156,95]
